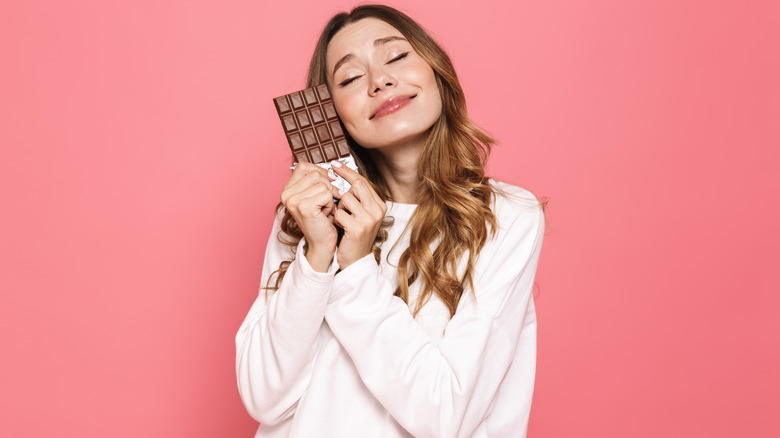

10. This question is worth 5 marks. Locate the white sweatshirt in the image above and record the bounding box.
[236,181,545,437]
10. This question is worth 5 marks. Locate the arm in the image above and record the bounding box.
[236,163,341,424]
[235,213,337,425]
[324,203,545,437]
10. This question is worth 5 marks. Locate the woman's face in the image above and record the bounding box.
[325,18,442,151]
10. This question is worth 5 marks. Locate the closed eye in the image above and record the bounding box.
[338,52,409,87]
[339,76,361,87]
[389,52,409,63]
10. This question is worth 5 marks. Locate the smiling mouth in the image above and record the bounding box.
[370,95,416,120]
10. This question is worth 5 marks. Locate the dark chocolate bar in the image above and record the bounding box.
[273,84,350,164]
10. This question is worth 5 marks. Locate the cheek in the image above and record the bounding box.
[408,61,436,85]
[431,93,443,119]
[415,66,442,116]
[333,94,360,128]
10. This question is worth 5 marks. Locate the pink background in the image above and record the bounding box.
[1,0,778,436]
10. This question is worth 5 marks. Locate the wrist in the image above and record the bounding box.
[304,243,334,273]
[337,248,373,271]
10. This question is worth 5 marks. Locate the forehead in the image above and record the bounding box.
[326,18,405,66]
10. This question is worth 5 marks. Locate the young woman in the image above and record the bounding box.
[236,4,545,437]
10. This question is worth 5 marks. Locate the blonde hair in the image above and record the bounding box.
[268,4,498,318]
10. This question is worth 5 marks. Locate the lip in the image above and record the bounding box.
[369,94,416,120]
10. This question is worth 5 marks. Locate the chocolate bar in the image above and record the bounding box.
[273,84,351,164]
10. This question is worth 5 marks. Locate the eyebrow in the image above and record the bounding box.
[331,36,408,80]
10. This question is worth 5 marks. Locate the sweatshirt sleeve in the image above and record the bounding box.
[324,201,544,438]
[235,213,337,425]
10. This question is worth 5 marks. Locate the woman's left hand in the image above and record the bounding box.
[330,161,388,270]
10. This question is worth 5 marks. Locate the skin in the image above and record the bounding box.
[280,17,443,272]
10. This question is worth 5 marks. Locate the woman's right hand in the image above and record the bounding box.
[280,162,342,272]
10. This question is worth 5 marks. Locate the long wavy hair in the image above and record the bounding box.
[267,4,498,318]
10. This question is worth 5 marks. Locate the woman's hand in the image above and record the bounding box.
[330,161,388,270]
[280,162,342,272]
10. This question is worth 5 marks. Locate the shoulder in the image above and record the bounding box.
[488,179,545,230]
[455,180,545,314]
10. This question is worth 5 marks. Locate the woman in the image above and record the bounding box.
[236,4,545,437]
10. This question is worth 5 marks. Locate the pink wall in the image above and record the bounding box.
[1,0,777,436]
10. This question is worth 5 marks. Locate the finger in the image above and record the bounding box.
[351,178,387,218]
[283,173,323,205]
[335,191,367,218]
[294,164,340,197]
[335,189,384,224]
[335,165,382,209]
[330,161,380,200]
[284,162,330,191]
[299,183,336,217]
[282,171,339,205]
[328,160,361,184]
[287,181,336,218]
[333,208,357,231]
[336,175,386,219]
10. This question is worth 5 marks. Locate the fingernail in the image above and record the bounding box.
[327,170,336,180]
[330,160,342,168]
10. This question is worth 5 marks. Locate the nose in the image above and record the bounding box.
[367,66,396,96]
